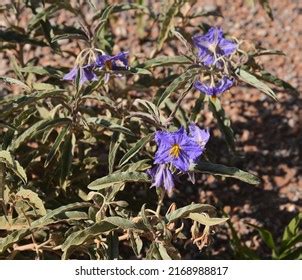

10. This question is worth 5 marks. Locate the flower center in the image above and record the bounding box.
[170,144,181,158]
[208,43,217,53]
[105,60,113,70]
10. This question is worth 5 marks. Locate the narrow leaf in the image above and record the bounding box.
[129,231,143,257]
[93,3,147,21]
[0,76,30,90]
[188,213,229,226]
[259,0,274,20]
[0,150,27,184]
[60,133,76,184]
[156,67,199,107]
[88,171,150,190]
[137,56,192,69]
[108,129,124,174]
[20,66,63,77]
[257,70,299,96]
[192,161,261,185]
[157,1,181,50]
[87,117,135,136]
[247,223,276,250]
[61,221,117,259]
[282,213,302,242]
[44,125,70,167]
[158,243,172,260]
[103,216,137,230]
[129,67,152,75]
[51,33,88,43]
[236,68,278,101]
[118,134,153,167]
[10,118,71,151]
[209,98,235,152]
[166,203,216,223]
[15,188,46,216]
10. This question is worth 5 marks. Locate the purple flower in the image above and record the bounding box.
[63,64,97,85]
[63,51,129,84]
[193,27,237,67]
[95,52,129,71]
[147,164,175,192]
[154,127,203,172]
[189,123,210,149]
[194,76,234,96]
[187,123,210,184]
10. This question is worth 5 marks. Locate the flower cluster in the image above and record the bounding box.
[63,50,129,85]
[192,27,237,97]
[147,123,210,192]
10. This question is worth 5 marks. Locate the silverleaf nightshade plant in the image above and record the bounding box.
[1,0,297,260]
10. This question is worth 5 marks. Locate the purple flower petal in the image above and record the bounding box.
[154,130,174,146]
[189,123,210,148]
[162,167,175,192]
[95,52,129,70]
[193,27,223,49]
[180,140,203,162]
[147,164,175,192]
[218,38,238,56]
[172,152,191,172]
[154,145,171,165]
[197,50,216,66]
[194,80,212,95]
[63,64,97,85]
[63,67,78,81]
[95,54,112,68]
[215,76,234,94]
[111,52,129,69]
[194,76,234,96]
[82,67,98,83]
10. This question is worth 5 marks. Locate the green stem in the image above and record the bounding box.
[155,188,165,216]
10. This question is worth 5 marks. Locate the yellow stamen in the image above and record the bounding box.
[170,144,181,158]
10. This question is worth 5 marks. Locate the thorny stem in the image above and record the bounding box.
[155,189,165,217]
